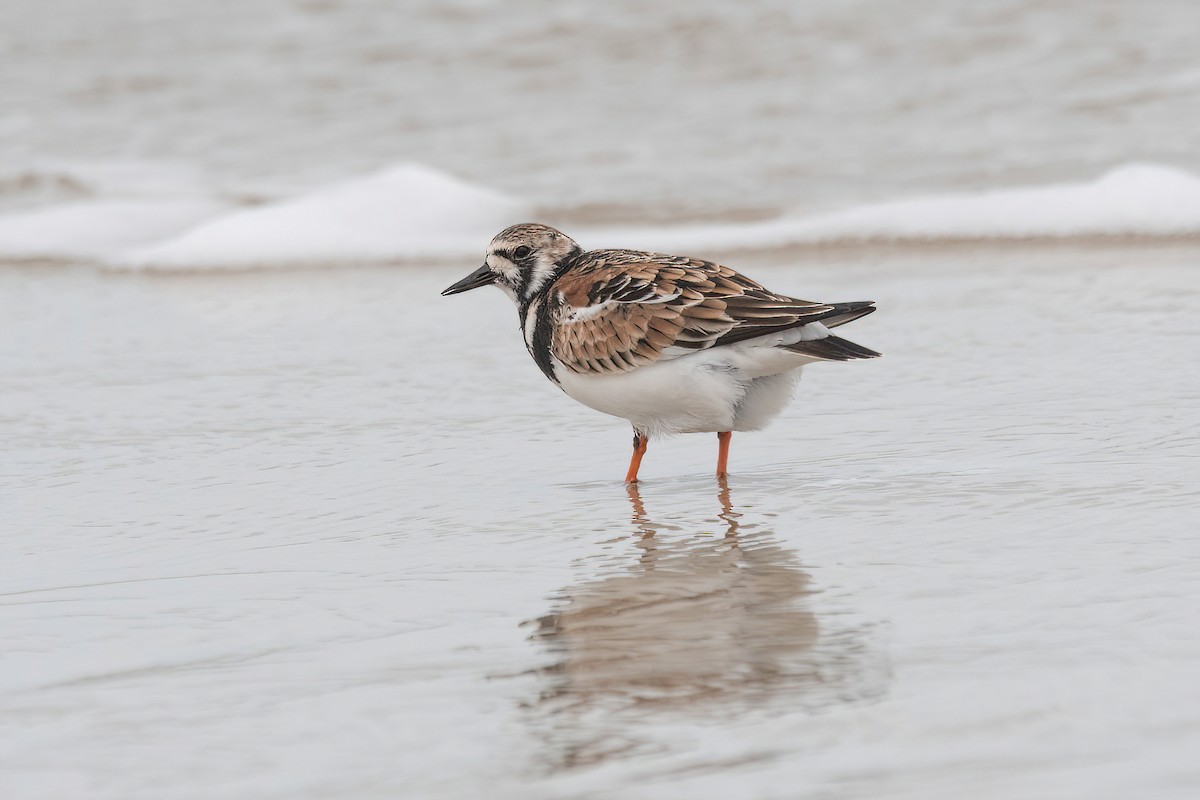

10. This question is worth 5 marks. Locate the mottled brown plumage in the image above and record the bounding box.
[548,250,873,375]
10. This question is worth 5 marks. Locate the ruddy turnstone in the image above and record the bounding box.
[442,223,879,482]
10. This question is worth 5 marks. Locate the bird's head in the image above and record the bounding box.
[442,223,582,303]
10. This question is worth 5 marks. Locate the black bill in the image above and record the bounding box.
[441,264,496,296]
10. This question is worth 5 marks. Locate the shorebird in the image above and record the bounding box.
[442,224,878,482]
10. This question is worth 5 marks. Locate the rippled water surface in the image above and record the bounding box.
[5,245,1199,798]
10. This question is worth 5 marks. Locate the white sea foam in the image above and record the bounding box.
[0,199,228,261]
[0,160,228,261]
[2,162,1199,268]
[116,162,1200,268]
[591,164,1200,253]
[119,163,528,269]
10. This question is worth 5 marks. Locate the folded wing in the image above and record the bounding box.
[549,251,877,375]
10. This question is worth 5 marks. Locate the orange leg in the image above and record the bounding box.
[716,431,732,478]
[625,432,648,484]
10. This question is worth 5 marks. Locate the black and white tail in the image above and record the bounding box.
[786,301,881,361]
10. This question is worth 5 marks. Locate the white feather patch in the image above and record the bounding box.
[566,300,614,322]
[522,296,542,349]
[773,322,831,346]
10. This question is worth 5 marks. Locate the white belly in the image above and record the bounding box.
[553,346,811,436]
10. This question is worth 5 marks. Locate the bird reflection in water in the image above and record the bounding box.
[525,480,882,770]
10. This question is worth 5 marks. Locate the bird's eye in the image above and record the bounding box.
[513,245,531,259]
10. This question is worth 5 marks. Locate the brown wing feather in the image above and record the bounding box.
[549,250,839,375]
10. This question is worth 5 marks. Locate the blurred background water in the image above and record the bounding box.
[3,0,1200,219]
[3,2,1200,799]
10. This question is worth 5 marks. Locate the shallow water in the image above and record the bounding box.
[4,244,1199,798]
